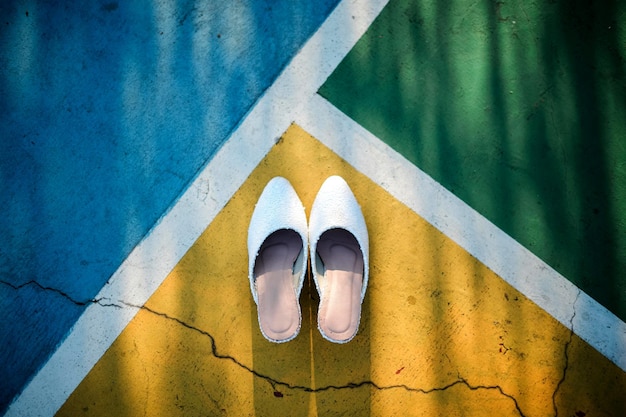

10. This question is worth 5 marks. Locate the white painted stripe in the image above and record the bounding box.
[295,93,626,372]
[4,1,391,416]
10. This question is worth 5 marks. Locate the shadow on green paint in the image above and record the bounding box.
[320,0,626,322]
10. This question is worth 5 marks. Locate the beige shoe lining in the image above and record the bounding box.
[254,229,302,342]
[316,229,364,342]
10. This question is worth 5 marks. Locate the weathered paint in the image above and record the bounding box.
[3,2,390,415]
[2,0,624,415]
[320,0,626,321]
[58,125,626,416]
[296,94,626,372]
[0,0,341,411]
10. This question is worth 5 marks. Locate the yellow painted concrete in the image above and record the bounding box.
[58,124,626,416]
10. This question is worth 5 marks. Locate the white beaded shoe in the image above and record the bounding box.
[309,176,369,343]
[248,177,308,343]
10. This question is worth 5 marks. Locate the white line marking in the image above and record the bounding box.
[4,1,390,415]
[11,1,623,413]
[295,93,626,372]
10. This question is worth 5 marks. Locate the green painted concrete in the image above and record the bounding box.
[320,0,626,321]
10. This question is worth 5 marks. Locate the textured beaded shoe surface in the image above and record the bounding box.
[309,176,369,343]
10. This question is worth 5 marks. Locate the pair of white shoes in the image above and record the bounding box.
[248,176,369,344]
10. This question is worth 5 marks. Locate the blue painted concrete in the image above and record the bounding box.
[0,0,340,411]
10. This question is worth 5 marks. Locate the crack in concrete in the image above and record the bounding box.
[132,303,525,416]
[552,289,580,416]
[0,279,97,306]
[0,279,128,311]
[0,279,525,415]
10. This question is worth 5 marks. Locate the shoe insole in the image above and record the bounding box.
[254,229,302,342]
[316,229,364,342]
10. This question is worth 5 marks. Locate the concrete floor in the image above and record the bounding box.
[2,0,625,415]
[56,126,626,416]
[0,0,340,412]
